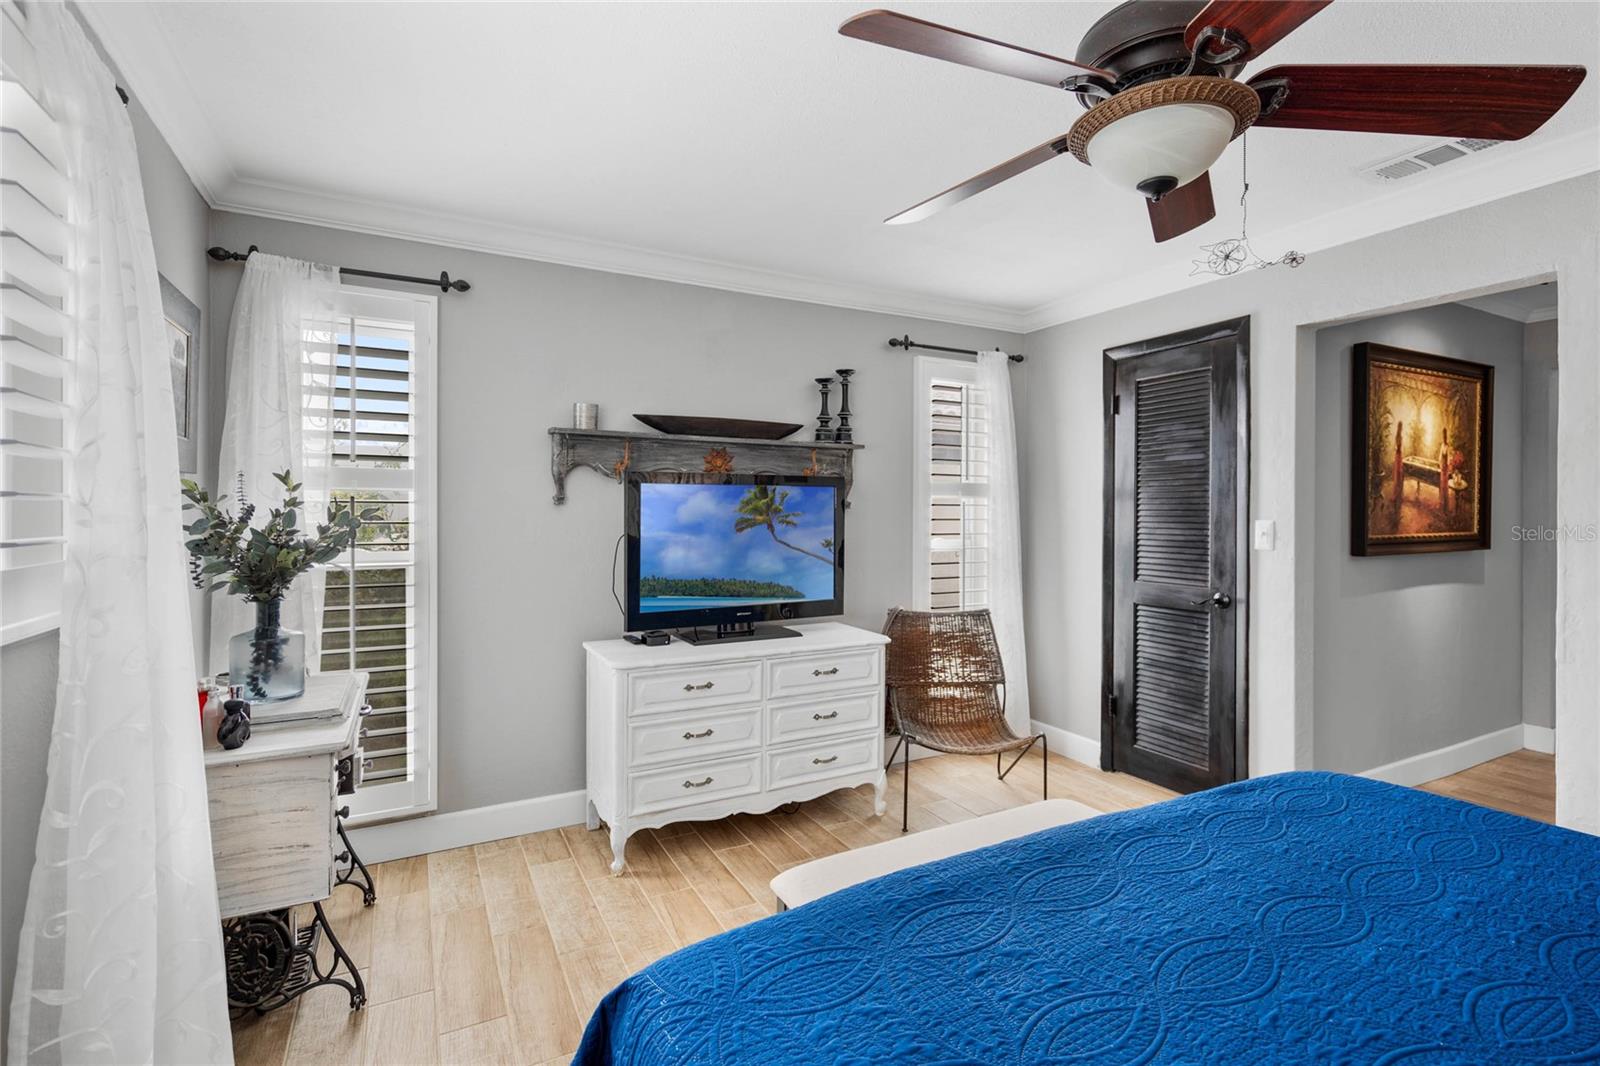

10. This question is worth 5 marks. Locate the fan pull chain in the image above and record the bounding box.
[1239,132,1250,242]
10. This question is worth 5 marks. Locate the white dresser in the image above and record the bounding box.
[585,622,889,873]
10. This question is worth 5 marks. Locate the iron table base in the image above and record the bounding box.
[334,814,377,906]
[223,901,366,1015]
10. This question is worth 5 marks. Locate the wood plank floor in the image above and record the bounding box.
[232,748,1553,1066]
[1418,748,1556,823]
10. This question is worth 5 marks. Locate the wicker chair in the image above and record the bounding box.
[882,607,1046,832]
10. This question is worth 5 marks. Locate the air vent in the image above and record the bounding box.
[1414,143,1466,166]
[1358,137,1501,183]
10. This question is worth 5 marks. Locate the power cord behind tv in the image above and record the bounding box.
[610,532,625,622]
[613,532,671,645]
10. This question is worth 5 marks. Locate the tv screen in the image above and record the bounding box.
[625,475,844,632]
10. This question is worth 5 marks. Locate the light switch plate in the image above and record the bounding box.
[1253,519,1276,551]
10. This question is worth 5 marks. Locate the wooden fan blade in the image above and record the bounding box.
[1147,172,1215,243]
[1249,65,1588,140]
[1185,0,1332,63]
[885,135,1072,225]
[840,10,1113,89]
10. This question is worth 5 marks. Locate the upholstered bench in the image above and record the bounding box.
[770,798,1100,910]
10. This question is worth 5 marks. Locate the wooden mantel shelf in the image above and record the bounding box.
[548,427,863,505]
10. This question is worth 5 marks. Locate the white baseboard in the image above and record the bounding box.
[352,720,1554,864]
[349,737,969,864]
[1031,719,1102,768]
[1360,725,1526,787]
[1522,723,1556,754]
[347,789,588,864]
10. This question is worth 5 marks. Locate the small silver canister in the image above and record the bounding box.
[573,402,599,430]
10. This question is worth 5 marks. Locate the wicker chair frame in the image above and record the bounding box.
[882,608,1046,832]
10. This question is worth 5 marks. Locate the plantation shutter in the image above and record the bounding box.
[311,286,437,822]
[917,359,990,612]
[1,0,73,643]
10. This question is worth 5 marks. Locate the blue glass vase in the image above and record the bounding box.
[229,598,305,702]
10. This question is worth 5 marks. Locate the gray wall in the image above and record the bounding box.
[0,90,211,1047]
[205,210,1020,814]
[1522,318,1558,731]
[1311,304,1524,773]
[1011,176,1597,800]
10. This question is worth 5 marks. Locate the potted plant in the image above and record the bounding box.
[182,471,372,702]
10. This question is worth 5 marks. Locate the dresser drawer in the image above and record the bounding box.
[766,733,880,791]
[768,649,881,700]
[629,752,763,816]
[769,691,881,745]
[628,705,762,768]
[628,661,763,716]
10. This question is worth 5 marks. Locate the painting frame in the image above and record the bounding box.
[1351,341,1493,556]
[159,273,201,474]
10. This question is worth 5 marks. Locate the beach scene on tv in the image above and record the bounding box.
[638,483,836,612]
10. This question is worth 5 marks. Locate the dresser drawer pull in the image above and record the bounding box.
[362,758,374,771]
[812,710,839,721]
[337,806,350,819]
[682,681,716,692]
[812,667,839,677]
[359,726,370,739]
[683,776,714,789]
[359,704,373,717]
[682,727,715,740]
[812,755,839,765]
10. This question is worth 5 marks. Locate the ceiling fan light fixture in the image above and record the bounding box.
[1068,76,1259,199]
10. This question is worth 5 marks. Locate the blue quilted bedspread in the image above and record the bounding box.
[574,772,1600,1065]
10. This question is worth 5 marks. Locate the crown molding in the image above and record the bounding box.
[1019,128,1599,333]
[211,176,1030,331]
[91,0,1594,340]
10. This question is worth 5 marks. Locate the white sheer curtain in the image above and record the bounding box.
[208,254,339,674]
[7,6,232,1063]
[977,351,1031,734]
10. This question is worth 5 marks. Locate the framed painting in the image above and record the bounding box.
[1351,342,1492,556]
[160,274,201,473]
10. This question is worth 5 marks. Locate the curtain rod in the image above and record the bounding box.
[888,335,1024,363]
[206,245,471,293]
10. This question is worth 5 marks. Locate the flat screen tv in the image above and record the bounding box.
[625,474,845,640]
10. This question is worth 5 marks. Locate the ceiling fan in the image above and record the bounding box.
[839,0,1587,242]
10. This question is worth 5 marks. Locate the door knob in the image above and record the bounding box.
[1190,591,1233,609]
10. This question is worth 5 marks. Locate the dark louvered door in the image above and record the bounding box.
[1108,320,1247,793]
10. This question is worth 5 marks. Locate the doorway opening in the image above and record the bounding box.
[1310,283,1557,822]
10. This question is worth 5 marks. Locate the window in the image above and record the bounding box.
[309,286,438,823]
[1,2,72,644]
[913,356,989,612]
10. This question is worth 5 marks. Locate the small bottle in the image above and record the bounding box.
[200,691,224,750]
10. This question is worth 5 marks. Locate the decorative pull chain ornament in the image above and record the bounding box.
[1191,134,1305,278]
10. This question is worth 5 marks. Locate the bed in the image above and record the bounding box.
[574,772,1600,1064]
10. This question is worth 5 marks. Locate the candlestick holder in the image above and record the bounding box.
[834,369,855,443]
[814,377,835,442]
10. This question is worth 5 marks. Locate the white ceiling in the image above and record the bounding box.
[84,1,1599,331]
[1458,281,1558,323]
